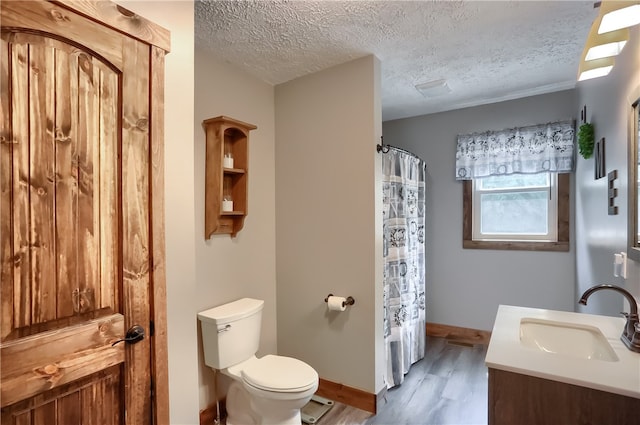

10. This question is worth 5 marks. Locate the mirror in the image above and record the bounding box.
[629,98,640,261]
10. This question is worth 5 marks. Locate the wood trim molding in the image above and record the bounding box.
[200,379,380,422]
[150,45,170,425]
[627,98,640,262]
[426,322,491,345]
[462,174,570,252]
[51,0,171,52]
[316,378,379,414]
[200,401,224,425]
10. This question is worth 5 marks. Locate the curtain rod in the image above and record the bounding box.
[376,137,423,161]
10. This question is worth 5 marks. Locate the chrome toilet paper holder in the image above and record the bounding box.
[324,294,355,307]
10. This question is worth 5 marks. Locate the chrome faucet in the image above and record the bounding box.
[579,284,640,353]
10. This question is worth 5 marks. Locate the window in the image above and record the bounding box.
[473,173,557,241]
[463,173,570,251]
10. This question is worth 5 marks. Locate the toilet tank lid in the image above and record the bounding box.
[198,298,264,325]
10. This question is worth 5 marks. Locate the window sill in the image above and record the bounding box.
[463,239,569,252]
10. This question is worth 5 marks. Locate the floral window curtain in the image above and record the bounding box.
[382,148,426,389]
[455,120,575,180]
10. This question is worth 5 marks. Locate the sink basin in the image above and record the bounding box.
[519,318,619,362]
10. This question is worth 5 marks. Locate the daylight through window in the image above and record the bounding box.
[472,173,558,242]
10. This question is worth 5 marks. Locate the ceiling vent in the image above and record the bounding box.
[415,79,451,97]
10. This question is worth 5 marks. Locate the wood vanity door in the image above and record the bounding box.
[0,1,169,424]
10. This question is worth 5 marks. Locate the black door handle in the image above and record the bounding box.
[112,325,145,346]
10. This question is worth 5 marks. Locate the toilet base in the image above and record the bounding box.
[227,415,300,425]
[225,380,312,425]
[226,381,259,425]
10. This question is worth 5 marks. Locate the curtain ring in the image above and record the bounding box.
[376,136,390,154]
[376,144,390,153]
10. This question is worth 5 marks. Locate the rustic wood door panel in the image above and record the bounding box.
[0,33,120,341]
[1,364,122,425]
[0,1,167,423]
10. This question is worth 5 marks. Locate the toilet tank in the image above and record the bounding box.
[197,298,264,369]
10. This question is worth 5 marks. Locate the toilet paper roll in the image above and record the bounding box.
[327,296,347,312]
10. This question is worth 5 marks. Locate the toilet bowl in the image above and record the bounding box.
[223,355,318,425]
[197,298,319,425]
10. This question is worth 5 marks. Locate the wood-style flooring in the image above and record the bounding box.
[315,336,488,425]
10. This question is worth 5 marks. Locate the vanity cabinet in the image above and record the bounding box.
[203,116,257,238]
[488,368,640,425]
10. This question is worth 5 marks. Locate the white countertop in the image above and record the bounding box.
[485,305,640,399]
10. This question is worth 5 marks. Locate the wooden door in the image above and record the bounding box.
[0,1,169,424]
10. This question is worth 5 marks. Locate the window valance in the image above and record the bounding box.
[455,120,575,180]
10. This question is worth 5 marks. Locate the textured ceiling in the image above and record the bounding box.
[196,0,597,121]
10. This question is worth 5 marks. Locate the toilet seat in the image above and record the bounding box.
[241,355,318,393]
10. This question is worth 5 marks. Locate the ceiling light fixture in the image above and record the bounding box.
[584,27,628,60]
[415,79,451,97]
[579,64,614,81]
[585,40,627,60]
[578,56,615,81]
[598,2,640,34]
[576,0,639,82]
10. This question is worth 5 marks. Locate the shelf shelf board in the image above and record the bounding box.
[221,211,245,216]
[223,167,246,174]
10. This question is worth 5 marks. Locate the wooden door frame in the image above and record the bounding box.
[49,1,171,423]
[1,0,170,421]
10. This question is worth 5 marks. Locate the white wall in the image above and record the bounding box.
[383,90,577,331]
[114,1,199,424]
[194,51,277,407]
[575,25,640,316]
[275,56,385,395]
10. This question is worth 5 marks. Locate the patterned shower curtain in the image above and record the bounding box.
[382,147,426,389]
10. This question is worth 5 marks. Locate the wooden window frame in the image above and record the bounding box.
[463,173,570,252]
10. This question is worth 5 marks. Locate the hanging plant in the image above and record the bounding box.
[578,122,595,159]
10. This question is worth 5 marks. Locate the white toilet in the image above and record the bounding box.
[198,298,319,425]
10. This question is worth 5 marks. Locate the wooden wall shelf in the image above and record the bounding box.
[203,116,256,238]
